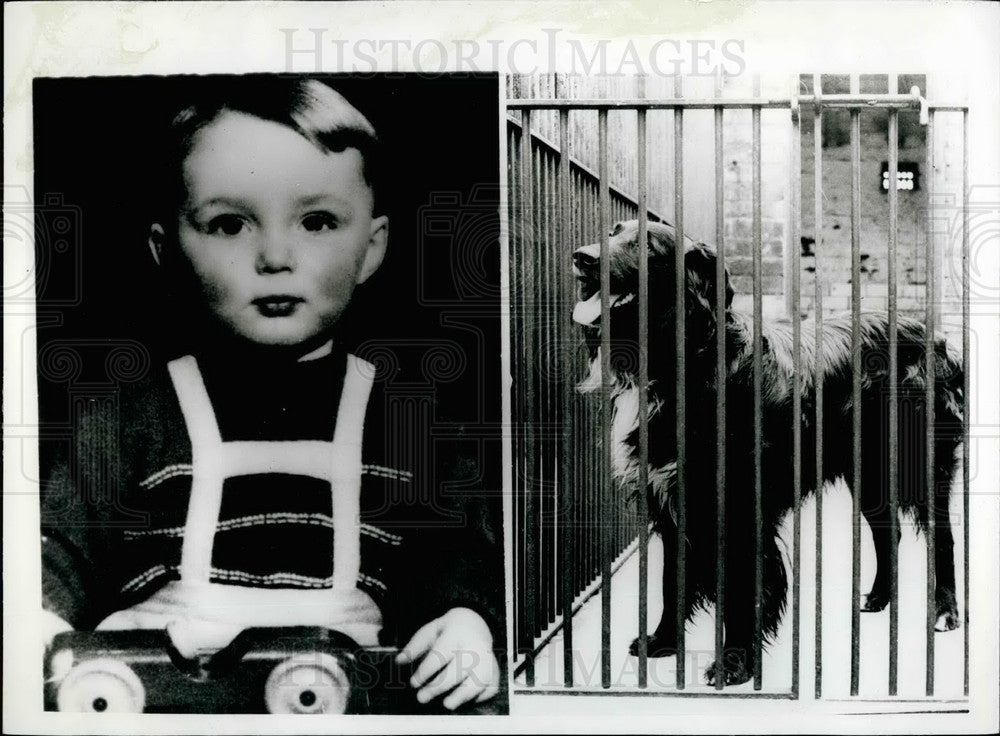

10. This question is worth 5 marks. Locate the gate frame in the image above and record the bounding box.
[506,78,970,700]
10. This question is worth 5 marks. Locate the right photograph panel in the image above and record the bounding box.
[506,72,970,702]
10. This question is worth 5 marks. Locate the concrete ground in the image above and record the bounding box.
[516,479,966,700]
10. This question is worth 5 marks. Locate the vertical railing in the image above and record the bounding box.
[789,81,803,700]
[507,85,967,700]
[849,73,863,698]
[520,108,537,686]
[812,72,826,701]
[713,74,728,692]
[673,78,688,692]
[509,110,650,681]
[598,108,613,690]
[558,107,575,688]
[636,102,650,689]
[961,107,970,700]
[924,107,936,697]
[886,73,901,697]
[751,77,765,691]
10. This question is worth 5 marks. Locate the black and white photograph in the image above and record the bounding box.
[4,1,999,734]
[507,70,971,697]
[24,72,506,716]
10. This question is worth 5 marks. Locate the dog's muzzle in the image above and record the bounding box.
[572,244,635,326]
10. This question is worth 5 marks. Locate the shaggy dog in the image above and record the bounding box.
[572,220,964,686]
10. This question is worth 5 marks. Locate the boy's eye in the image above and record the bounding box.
[205,214,248,237]
[302,212,338,233]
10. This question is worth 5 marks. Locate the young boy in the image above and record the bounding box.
[40,78,501,712]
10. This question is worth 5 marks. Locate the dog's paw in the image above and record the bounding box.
[935,589,960,631]
[861,590,889,612]
[704,650,752,687]
[628,633,677,658]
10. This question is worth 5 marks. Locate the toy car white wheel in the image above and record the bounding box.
[264,653,350,714]
[56,658,145,713]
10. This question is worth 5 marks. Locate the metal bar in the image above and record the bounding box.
[508,98,796,110]
[713,74,727,692]
[962,109,970,699]
[538,148,550,633]
[510,99,969,112]
[887,97,900,697]
[573,168,584,598]
[520,109,537,686]
[539,149,550,630]
[508,123,522,667]
[558,108,575,688]
[637,107,650,689]
[546,150,557,628]
[506,93,935,111]
[790,85,803,700]
[674,82,688,691]
[924,111,936,697]
[812,73,826,701]
[588,180,597,592]
[598,108,613,690]
[850,75,862,697]
[752,90,764,692]
[550,147,560,628]
[796,94,925,108]
[581,164,588,600]
[549,152,559,628]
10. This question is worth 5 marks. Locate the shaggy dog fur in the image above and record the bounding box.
[572,220,964,686]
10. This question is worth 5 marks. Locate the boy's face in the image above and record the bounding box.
[161,111,386,350]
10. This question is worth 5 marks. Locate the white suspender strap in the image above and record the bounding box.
[329,354,375,592]
[167,353,375,592]
[167,356,225,586]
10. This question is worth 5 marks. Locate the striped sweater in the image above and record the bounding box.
[40,346,502,646]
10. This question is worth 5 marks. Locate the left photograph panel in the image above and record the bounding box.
[33,73,506,715]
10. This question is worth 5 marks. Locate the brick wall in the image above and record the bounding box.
[798,106,929,320]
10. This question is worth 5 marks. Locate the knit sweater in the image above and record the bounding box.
[40,346,503,647]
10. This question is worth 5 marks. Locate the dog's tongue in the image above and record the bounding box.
[573,292,608,325]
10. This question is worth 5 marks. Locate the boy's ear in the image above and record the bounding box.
[357,215,388,285]
[148,224,165,267]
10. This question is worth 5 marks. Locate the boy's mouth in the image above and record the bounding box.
[252,296,304,317]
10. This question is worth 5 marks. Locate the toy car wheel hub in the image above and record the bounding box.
[56,658,146,713]
[264,653,350,714]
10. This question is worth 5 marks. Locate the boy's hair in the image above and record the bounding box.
[166,77,382,216]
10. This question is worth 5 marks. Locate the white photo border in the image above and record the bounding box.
[5,1,999,734]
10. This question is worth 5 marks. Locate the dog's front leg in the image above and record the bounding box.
[630,525,680,658]
[702,557,754,687]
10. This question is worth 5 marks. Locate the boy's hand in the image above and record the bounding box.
[396,607,499,710]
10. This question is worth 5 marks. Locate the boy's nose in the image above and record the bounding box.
[255,234,295,274]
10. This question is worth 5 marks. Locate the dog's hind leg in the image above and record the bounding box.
[630,526,679,658]
[932,445,960,631]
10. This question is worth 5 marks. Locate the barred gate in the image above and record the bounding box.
[507,74,970,698]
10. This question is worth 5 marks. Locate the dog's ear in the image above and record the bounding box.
[684,244,733,335]
[646,222,674,256]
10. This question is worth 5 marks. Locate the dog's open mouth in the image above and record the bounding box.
[572,290,636,326]
[572,241,638,326]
